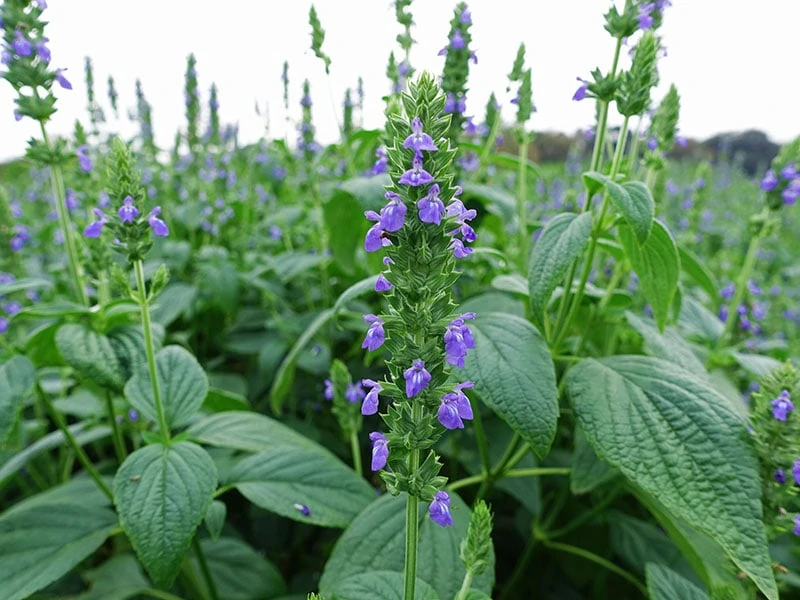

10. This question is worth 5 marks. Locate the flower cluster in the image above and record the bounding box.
[357,73,479,527]
[438,3,475,143]
[761,163,800,206]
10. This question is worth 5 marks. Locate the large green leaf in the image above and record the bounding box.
[113,441,218,587]
[461,312,558,458]
[646,563,710,600]
[570,424,618,495]
[325,187,369,275]
[625,311,706,376]
[187,411,322,453]
[567,356,776,599]
[0,501,118,600]
[527,212,593,330]
[72,554,150,600]
[329,571,439,600]
[678,246,718,301]
[319,492,494,600]
[151,282,197,327]
[190,537,287,600]
[618,220,680,331]
[0,355,35,447]
[227,445,374,528]
[124,345,209,429]
[460,182,515,220]
[605,180,655,244]
[679,297,723,343]
[609,511,694,580]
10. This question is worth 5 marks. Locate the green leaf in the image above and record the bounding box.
[332,275,380,314]
[56,324,126,391]
[269,309,334,414]
[609,511,694,579]
[204,500,226,540]
[190,537,287,600]
[151,282,197,327]
[337,174,391,212]
[13,300,92,319]
[0,501,118,600]
[582,171,607,196]
[72,554,150,600]
[461,312,558,458]
[461,183,516,220]
[329,571,439,600]
[124,345,209,429]
[187,411,321,453]
[527,212,593,330]
[491,273,528,296]
[678,246,718,300]
[202,388,249,413]
[567,356,777,600]
[113,441,218,587]
[646,563,710,600]
[606,180,655,244]
[325,188,369,275]
[625,312,706,376]
[570,424,618,494]
[227,445,375,528]
[270,252,327,283]
[319,493,494,600]
[730,352,782,378]
[618,220,680,331]
[0,277,52,296]
[0,356,35,447]
[679,297,723,343]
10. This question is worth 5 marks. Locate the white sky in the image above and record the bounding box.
[0,1,797,163]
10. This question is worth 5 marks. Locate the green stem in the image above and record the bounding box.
[455,570,475,600]
[349,431,363,477]
[470,116,503,182]
[38,122,89,306]
[105,391,127,462]
[541,539,647,596]
[471,407,492,479]
[37,383,113,502]
[545,483,624,539]
[403,403,423,600]
[134,260,171,442]
[141,589,188,600]
[717,225,765,347]
[516,132,530,270]
[476,433,520,501]
[448,467,570,492]
[193,537,219,600]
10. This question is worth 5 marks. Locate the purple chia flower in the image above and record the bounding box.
[345,381,365,404]
[35,37,50,62]
[371,147,388,175]
[675,135,687,147]
[572,77,589,101]
[437,382,475,429]
[300,92,312,107]
[794,515,800,537]
[2,302,22,316]
[403,359,431,398]
[148,207,169,237]
[449,30,465,50]
[775,469,786,484]
[269,225,282,240]
[380,192,407,232]
[128,409,139,421]
[417,184,445,224]
[293,503,311,517]
[76,145,92,173]
[647,137,658,151]
[450,237,473,259]
[772,390,794,421]
[362,314,385,352]
[794,459,800,485]
[444,93,466,115]
[119,195,138,223]
[398,152,435,187]
[782,178,800,205]
[323,379,334,400]
[12,31,32,57]
[0,317,8,334]
[55,68,72,90]
[83,208,108,238]
[364,210,388,252]
[375,273,392,292]
[65,189,79,210]
[369,431,389,471]
[460,7,472,25]
[429,491,453,527]
[361,379,382,415]
[720,283,735,301]
[13,110,22,122]
[458,152,480,172]
[760,169,778,191]
[0,273,14,285]
[403,117,438,153]
[638,3,655,29]
[780,164,797,180]
[444,313,476,368]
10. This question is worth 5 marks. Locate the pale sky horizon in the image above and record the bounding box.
[0,1,797,163]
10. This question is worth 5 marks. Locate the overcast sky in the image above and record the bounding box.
[0,1,797,162]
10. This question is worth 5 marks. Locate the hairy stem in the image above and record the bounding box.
[349,430,363,477]
[403,403,423,600]
[105,391,127,462]
[193,537,219,600]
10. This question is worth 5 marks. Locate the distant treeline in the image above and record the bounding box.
[504,129,779,176]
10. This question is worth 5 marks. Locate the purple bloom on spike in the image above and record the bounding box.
[0,273,14,284]
[76,145,92,173]
[361,379,382,415]
[460,7,471,24]
[720,283,735,301]
[646,137,658,151]
[323,379,334,400]
[444,314,476,368]
[417,184,445,224]
[444,93,466,114]
[345,382,365,404]
[2,302,22,316]
[371,147,388,175]
[403,359,431,398]
[83,208,108,238]
[450,238,473,258]
[449,30,465,50]
[438,382,475,429]
[429,491,453,527]
[128,409,139,421]
[772,390,793,421]
[794,515,800,537]
[572,77,589,101]
[12,31,32,56]
[118,196,139,223]
[638,3,655,29]
[362,315,385,351]
[775,469,786,484]
[13,110,22,122]
[293,503,311,517]
[403,117,438,152]
[780,164,797,180]
[760,169,778,191]
[380,192,407,232]
[782,179,800,205]
[793,459,800,485]
[0,317,8,334]
[375,273,392,292]
[35,37,50,62]
[369,432,389,471]
[148,207,169,237]
[55,68,72,90]
[398,152,435,187]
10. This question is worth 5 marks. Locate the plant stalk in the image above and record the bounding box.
[402,403,423,600]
